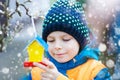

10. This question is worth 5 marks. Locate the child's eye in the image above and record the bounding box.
[63,38,71,41]
[47,39,55,42]
[47,40,54,42]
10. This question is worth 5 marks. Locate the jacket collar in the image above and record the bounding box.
[46,45,100,75]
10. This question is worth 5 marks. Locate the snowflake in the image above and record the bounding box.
[118,40,120,47]
[114,27,120,35]
[106,59,114,68]
[98,43,107,52]
[1,67,10,74]
[17,53,21,57]
[27,27,34,36]
[0,30,2,34]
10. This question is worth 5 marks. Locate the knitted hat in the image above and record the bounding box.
[42,0,90,50]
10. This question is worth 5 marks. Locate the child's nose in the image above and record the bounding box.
[54,41,62,50]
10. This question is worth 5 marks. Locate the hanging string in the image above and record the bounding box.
[31,17,37,37]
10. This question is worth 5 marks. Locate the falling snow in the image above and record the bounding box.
[114,27,120,35]
[106,59,115,68]
[98,43,107,52]
[0,0,49,79]
[0,0,120,80]
[17,53,21,57]
[1,67,10,74]
[118,40,120,47]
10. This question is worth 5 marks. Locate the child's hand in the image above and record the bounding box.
[33,58,60,80]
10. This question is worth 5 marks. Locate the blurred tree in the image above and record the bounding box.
[107,11,120,79]
[0,0,31,52]
[0,0,9,52]
[84,0,120,76]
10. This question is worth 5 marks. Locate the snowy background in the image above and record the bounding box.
[0,0,120,80]
[0,0,50,79]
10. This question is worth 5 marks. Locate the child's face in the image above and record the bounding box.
[47,31,80,63]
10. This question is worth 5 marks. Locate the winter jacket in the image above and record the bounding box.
[21,46,111,80]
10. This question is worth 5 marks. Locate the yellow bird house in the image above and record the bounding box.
[27,40,44,62]
[24,35,48,67]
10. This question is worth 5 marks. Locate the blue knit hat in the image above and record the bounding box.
[42,0,90,50]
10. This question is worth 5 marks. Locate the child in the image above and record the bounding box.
[25,0,111,80]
